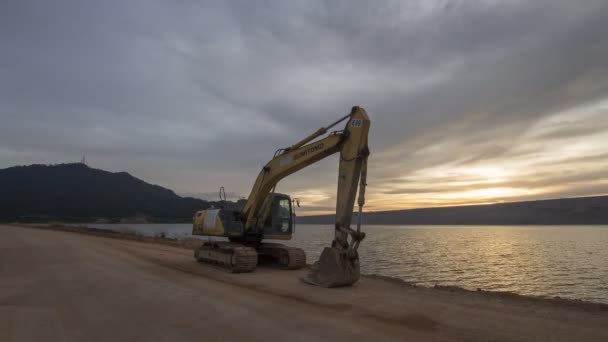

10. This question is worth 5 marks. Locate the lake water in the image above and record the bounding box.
[87,223,608,304]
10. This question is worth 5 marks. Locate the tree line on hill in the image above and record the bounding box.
[0,163,224,223]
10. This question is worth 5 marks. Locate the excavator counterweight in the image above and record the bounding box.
[192,106,370,287]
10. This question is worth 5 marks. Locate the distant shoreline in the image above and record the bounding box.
[297,195,608,225]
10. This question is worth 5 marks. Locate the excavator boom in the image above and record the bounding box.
[192,106,370,287]
[243,106,370,287]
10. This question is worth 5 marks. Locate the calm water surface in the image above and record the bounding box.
[88,223,608,303]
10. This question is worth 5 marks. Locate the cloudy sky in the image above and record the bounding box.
[2,0,608,214]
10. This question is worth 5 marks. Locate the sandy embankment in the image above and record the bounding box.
[1,224,607,341]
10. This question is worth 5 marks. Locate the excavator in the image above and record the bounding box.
[192,106,370,287]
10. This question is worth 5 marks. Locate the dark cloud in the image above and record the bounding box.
[1,0,607,208]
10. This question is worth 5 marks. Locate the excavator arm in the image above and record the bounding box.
[242,106,370,287]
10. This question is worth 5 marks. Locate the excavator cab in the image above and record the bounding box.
[260,193,294,239]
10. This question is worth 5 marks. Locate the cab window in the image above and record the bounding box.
[274,198,291,231]
[264,196,292,234]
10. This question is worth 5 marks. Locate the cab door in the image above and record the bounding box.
[262,194,294,239]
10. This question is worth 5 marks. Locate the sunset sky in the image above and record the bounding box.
[2,1,608,214]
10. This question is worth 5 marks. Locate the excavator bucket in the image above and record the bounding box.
[302,247,360,288]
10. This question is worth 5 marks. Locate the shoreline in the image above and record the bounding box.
[3,223,608,341]
[11,222,608,310]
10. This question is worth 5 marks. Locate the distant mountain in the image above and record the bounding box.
[298,196,608,225]
[0,163,219,223]
[3,163,607,225]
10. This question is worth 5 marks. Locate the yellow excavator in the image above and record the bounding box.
[192,106,370,287]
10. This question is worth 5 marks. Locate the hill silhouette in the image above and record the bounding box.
[2,163,607,225]
[0,163,216,223]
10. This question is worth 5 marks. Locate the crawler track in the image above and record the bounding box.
[278,246,307,270]
[194,242,257,273]
[258,243,307,270]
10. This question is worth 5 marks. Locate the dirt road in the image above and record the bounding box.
[1,225,607,341]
